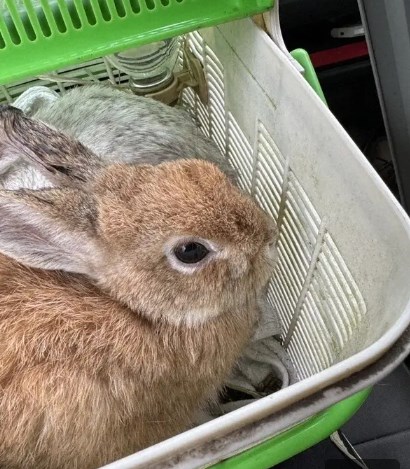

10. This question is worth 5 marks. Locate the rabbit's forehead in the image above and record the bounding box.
[97,163,272,244]
[116,198,268,248]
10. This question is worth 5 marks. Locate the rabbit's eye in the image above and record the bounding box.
[173,242,209,264]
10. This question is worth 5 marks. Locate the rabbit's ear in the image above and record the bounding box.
[0,188,101,275]
[0,105,102,187]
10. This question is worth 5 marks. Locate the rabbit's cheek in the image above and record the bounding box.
[253,258,276,290]
[228,253,249,279]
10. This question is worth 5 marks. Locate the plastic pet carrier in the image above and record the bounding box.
[0,1,410,468]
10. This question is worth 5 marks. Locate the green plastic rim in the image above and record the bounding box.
[211,389,371,469]
[0,0,274,86]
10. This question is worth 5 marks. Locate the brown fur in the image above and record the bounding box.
[0,258,257,468]
[0,106,276,468]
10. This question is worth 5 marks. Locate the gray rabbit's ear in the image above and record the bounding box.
[0,105,102,187]
[0,188,100,275]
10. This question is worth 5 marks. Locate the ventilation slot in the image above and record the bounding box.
[113,0,126,17]
[129,0,141,13]
[254,121,286,220]
[269,171,320,336]
[144,0,155,10]
[0,2,25,45]
[227,113,253,193]
[66,2,82,28]
[284,228,366,376]
[182,31,211,138]
[204,45,226,154]
[52,3,68,33]
[97,1,113,21]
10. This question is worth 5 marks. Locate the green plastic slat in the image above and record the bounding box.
[0,0,274,85]
[5,0,27,42]
[89,0,104,23]
[0,9,12,46]
[55,0,75,31]
[72,0,88,26]
[40,0,60,34]
[22,0,46,39]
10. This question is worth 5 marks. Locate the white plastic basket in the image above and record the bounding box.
[98,17,410,469]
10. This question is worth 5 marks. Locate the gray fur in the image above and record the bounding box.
[0,103,103,186]
[0,84,233,189]
[33,85,230,172]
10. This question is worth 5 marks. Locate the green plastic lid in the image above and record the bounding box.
[0,0,274,86]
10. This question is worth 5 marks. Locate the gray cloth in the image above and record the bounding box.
[213,302,298,417]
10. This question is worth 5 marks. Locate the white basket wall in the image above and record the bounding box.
[180,19,410,369]
[107,19,410,467]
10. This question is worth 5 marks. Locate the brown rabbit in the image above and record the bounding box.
[0,106,277,469]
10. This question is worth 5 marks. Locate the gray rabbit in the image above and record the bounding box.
[1,85,232,189]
